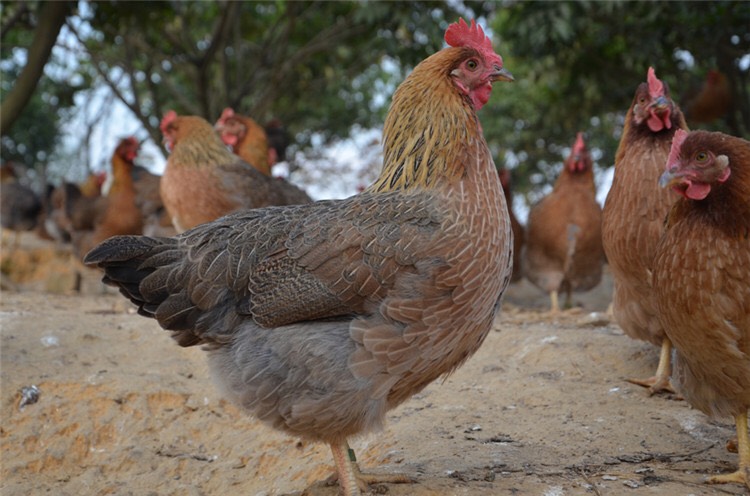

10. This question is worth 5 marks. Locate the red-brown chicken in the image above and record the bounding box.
[70,137,144,259]
[85,19,513,495]
[523,133,605,311]
[215,108,273,176]
[682,69,733,127]
[654,129,750,488]
[602,67,689,394]
[159,111,311,233]
[498,167,524,282]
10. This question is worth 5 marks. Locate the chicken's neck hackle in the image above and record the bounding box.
[371,48,491,193]
[168,116,237,168]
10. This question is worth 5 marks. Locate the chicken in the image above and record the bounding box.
[682,69,733,127]
[498,167,524,282]
[84,18,513,495]
[215,108,273,176]
[602,67,689,394]
[130,165,176,238]
[1,162,42,247]
[264,118,290,166]
[69,137,144,259]
[159,111,312,233]
[654,129,750,488]
[523,132,604,311]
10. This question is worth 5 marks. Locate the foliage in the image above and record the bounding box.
[71,0,472,153]
[1,1,86,185]
[484,0,750,205]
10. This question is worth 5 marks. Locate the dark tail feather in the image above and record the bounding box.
[84,235,178,315]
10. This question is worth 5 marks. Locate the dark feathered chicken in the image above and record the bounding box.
[1,163,42,247]
[84,19,513,495]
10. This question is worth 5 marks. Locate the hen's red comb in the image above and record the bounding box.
[160,110,178,133]
[666,129,689,170]
[445,18,494,54]
[573,132,586,155]
[219,107,235,123]
[647,67,664,99]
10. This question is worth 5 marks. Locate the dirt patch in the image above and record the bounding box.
[1,232,745,495]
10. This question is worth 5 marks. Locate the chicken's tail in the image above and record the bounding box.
[84,235,178,318]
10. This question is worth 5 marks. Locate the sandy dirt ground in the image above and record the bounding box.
[1,231,747,496]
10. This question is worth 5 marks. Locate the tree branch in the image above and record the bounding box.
[0,1,73,135]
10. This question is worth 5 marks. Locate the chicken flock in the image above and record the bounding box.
[2,17,748,495]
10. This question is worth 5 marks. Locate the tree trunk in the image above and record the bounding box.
[0,1,73,135]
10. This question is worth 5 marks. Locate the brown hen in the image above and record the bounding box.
[84,18,513,495]
[602,67,689,394]
[524,133,604,311]
[159,111,311,233]
[215,107,273,176]
[654,130,750,488]
[70,137,144,259]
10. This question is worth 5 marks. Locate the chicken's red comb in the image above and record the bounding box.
[160,110,178,133]
[573,132,586,155]
[121,136,138,147]
[666,129,689,170]
[218,107,235,123]
[445,18,494,56]
[647,67,664,99]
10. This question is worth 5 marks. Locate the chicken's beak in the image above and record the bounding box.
[650,96,669,111]
[491,67,514,83]
[658,168,683,189]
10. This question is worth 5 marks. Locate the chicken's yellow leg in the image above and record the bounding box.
[708,411,750,488]
[550,290,560,313]
[626,337,676,395]
[328,440,414,494]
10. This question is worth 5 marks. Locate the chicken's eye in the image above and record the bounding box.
[638,97,646,105]
[466,59,478,71]
[696,151,708,162]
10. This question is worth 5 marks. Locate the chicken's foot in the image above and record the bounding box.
[707,412,750,489]
[626,338,676,395]
[328,440,414,495]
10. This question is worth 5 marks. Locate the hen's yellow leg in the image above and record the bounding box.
[708,411,750,488]
[550,290,560,313]
[328,440,414,495]
[627,337,676,395]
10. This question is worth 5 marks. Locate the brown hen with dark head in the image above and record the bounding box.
[654,130,750,488]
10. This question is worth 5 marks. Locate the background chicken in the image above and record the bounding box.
[523,132,604,311]
[498,167,524,282]
[159,111,312,233]
[69,137,144,259]
[654,129,750,488]
[215,108,273,176]
[1,162,42,249]
[85,18,513,495]
[602,67,689,394]
[682,69,733,127]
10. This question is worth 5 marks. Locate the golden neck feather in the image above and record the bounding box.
[369,48,482,193]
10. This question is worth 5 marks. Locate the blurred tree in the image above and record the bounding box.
[484,0,750,207]
[68,1,472,155]
[1,1,86,186]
